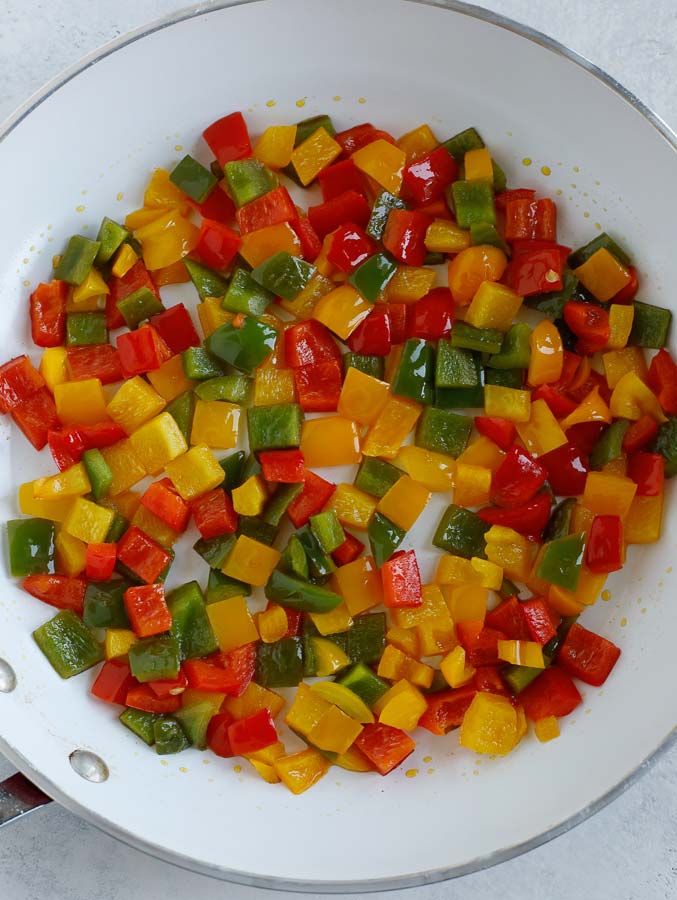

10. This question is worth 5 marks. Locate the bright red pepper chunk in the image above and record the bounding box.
[622,415,659,454]
[531,383,578,419]
[317,158,366,201]
[85,543,117,582]
[565,421,606,455]
[258,449,306,484]
[227,708,278,756]
[189,185,236,225]
[477,493,552,542]
[418,686,477,735]
[354,722,414,775]
[117,526,172,585]
[519,666,582,721]
[402,146,458,204]
[327,223,377,273]
[505,246,565,296]
[21,574,86,615]
[335,123,395,158]
[473,666,511,697]
[48,421,126,471]
[91,658,136,705]
[290,215,322,262]
[293,358,342,412]
[284,319,342,369]
[407,287,455,340]
[505,198,557,241]
[189,487,238,539]
[148,669,188,699]
[66,345,123,385]
[647,348,677,416]
[124,583,172,638]
[29,281,68,347]
[125,683,182,714]
[347,307,392,356]
[484,596,530,640]
[521,598,560,646]
[610,265,639,304]
[331,532,365,567]
[116,324,172,377]
[539,442,590,496]
[185,644,256,696]
[287,469,336,528]
[11,387,59,450]
[557,622,621,687]
[585,515,624,574]
[141,479,192,532]
[455,622,506,667]
[307,190,371,240]
[203,111,252,167]
[388,303,409,345]
[382,209,430,267]
[0,355,45,413]
[193,218,241,271]
[236,186,297,235]
[207,711,236,757]
[381,550,422,608]
[491,445,547,508]
[495,188,536,210]
[563,302,611,356]
[627,452,665,496]
[150,304,201,354]
[474,416,517,451]
[107,260,159,331]
[412,197,453,221]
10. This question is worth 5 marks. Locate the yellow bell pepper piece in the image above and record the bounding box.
[247,759,281,784]
[100,489,141,522]
[331,745,373,773]
[274,748,330,794]
[100,440,147,495]
[485,524,537,581]
[424,219,471,254]
[582,472,637,518]
[465,282,523,332]
[71,267,109,304]
[377,644,434,689]
[375,679,427,731]
[376,475,430,531]
[147,354,196,402]
[363,396,422,459]
[386,626,420,658]
[286,684,332,735]
[129,412,187,475]
[311,637,351,677]
[497,640,545,668]
[457,435,506,471]
[256,604,289,644]
[222,534,281,587]
[54,378,108,426]
[143,168,188,208]
[528,320,563,386]
[279,271,334,320]
[18,483,73,522]
[464,147,493,181]
[624,493,663,544]
[308,705,363,755]
[309,602,353,637]
[602,455,628,477]
[548,565,607,611]
[325,483,377,532]
[164,443,223,500]
[570,503,595,536]
[55,530,87,577]
[197,298,233,338]
[190,398,241,449]
[606,304,634,351]
[546,586,586,617]
[289,127,341,186]
[391,584,456,655]
[484,384,531,423]
[440,646,476,688]
[396,445,455,492]
[573,247,631,302]
[353,139,406,196]
[65,290,105,313]
[313,284,372,341]
[239,222,302,268]
[125,206,175,231]
[107,376,166,434]
[220,682,284,721]
[383,345,403,384]
[559,386,612,431]
[602,346,647,389]
[134,209,199,271]
[396,123,438,163]
[253,124,297,169]
[338,367,390,426]
[62,497,114,544]
[131,505,180,547]
[534,715,560,742]
[515,398,567,457]
[309,681,375,723]
[33,463,91,500]
[154,260,190,287]
[384,265,436,304]
[206,596,259,653]
[416,619,454,656]
[253,367,296,406]
[460,691,521,755]
[111,243,138,279]
[453,462,492,507]
[610,371,667,423]
[300,416,361,467]
[435,555,502,590]
[231,475,267,517]
[443,584,487,623]
[39,347,69,393]
[312,230,341,280]
[333,555,383,616]
[105,629,138,660]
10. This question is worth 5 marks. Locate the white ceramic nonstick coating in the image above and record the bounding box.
[0,0,675,891]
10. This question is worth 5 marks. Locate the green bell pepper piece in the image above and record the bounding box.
[95,218,129,265]
[653,417,677,477]
[435,341,479,388]
[343,352,384,380]
[491,160,507,194]
[355,457,402,498]
[167,581,218,659]
[525,270,578,319]
[295,114,336,144]
[366,190,407,241]
[310,510,345,554]
[251,252,316,301]
[54,235,101,285]
[153,717,191,755]
[265,569,342,613]
[206,316,278,374]
[105,512,129,543]
[66,312,107,346]
[391,339,435,405]
[223,268,274,316]
[193,533,236,569]
[119,708,160,745]
[470,222,509,253]
[166,390,196,443]
[486,323,532,370]
[279,534,310,581]
[241,452,262,481]
[170,154,217,203]
[296,525,335,580]
[442,126,484,162]
[338,662,389,707]
[194,374,251,404]
[223,158,276,207]
[568,232,631,269]
[256,637,304,687]
[116,286,164,329]
[435,352,484,408]
[128,635,181,684]
[348,252,397,302]
[206,569,251,603]
[416,407,472,457]
[33,610,103,678]
[247,403,303,452]
[502,665,543,695]
[184,258,229,300]
[590,420,630,470]
[450,180,495,229]
[182,347,227,380]
[629,301,672,349]
[451,321,504,354]
[536,533,586,592]
[336,613,386,665]
[433,504,489,558]
[81,448,113,501]
[7,518,55,576]
[484,368,523,389]
[543,498,577,543]
[219,450,246,490]
[262,483,303,527]
[175,693,224,749]
[83,579,131,629]
[368,512,405,567]
[237,516,278,547]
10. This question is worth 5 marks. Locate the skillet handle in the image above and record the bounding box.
[0,772,52,827]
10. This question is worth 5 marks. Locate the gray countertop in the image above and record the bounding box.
[1,1,676,898]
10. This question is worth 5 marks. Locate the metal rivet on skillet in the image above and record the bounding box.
[69,749,109,783]
[0,658,17,693]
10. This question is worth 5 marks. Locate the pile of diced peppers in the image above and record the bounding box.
[2,110,675,792]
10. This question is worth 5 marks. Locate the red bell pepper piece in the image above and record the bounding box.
[29,280,67,347]
[505,198,557,241]
[148,669,188,699]
[85,543,117,582]
[557,622,621,687]
[335,123,395,158]
[354,722,415,775]
[563,302,610,356]
[284,319,341,368]
[236,186,297,235]
[627,452,664,496]
[258,449,306,484]
[91,658,136,705]
[227,708,278,756]
[381,550,422,608]
[388,303,409,345]
[519,666,582,721]
[407,287,454,340]
[610,265,639,304]
[290,215,322,262]
[647,349,677,416]
[207,711,236,757]
[382,209,429,267]
[189,184,236,225]
[347,307,392,356]
[0,355,45,413]
[124,583,172,638]
[418,686,477,735]
[186,643,256,697]
[539,442,590,496]
[107,260,159,331]
[150,304,200,354]
[66,344,123,385]
[455,621,506,667]
[48,421,126,471]
[531,383,578,418]
[193,218,241,271]
[473,666,511,697]
[307,190,371,240]
[474,416,516,451]
[141,479,192,532]
[495,188,536,210]
[21,574,86,615]
[125,683,182,714]
[551,350,583,391]
[505,246,565,296]
[567,370,611,406]
[327,223,376,272]
[412,198,453,221]
[331,532,364,567]
[117,526,172,585]
[402,146,458,204]
[189,487,238,539]
[477,493,552,541]
[116,324,172,377]
[622,415,659,454]
[11,387,59,450]
[565,421,606,455]
[585,515,624,574]
[521,598,560,646]
[203,111,251,167]
[491,445,547,508]
[484,596,530,640]
[293,358,342,412]
[317,158,366,201]
[287,469,336,528]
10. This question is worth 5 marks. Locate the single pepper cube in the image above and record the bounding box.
[459,692,520,756]
[206,317,278,374]
[32,461,91,500]
[128,634,181,684]
[124,583,172,638]
[184,258,228,300]
[258,449,305,484]
[256,637,305,687]
[582,472,637,518]
[274,748,330,794]
[354,456,402,499]
[232,475,267,517]
[465,282,523,332]
[100,439,147,495]
[116,286,165,329]
[353,139,406,196]
[382,210,429,267]
[368,512,405,568]
[375,679,427,731]
[362,396,422,459]
[573,248,631,302]
[300,416,361,467]
[629,301,672,349]
[450,180,496,229]
[251,252,316,301]
[7,518,55,577]
[54,531,87,577]
[325,483,377,531]
[95,217,129,265]
[222,268,274,317]
[54,235,101,285]
[170,154,217,203]
[54,378,107,427]
[66,312,107,346]
[128,412,188,474]
[536,532,586,591]
[106,376,166,434]
[239,222,302,269]
[33,609,103,678]
[189,399,240,450]
[223,535,281,587]
[415,407,472,458]
[207,596,259,653]
[333,556,384,616]
[348,252,397,303]
[381,551,423,609]
[396,445,455,492]
[434,504,490,557]
[117,324,172,378]
[247,403,303,453]
[117,525,172,584]
[313,285,372,341]
[62,497,114,544]
[149,303,200,355]
[81,448,114,501]
[253,124,297,169]
[515,399,567,458]
[376,476,430,531]
[223,158,276,207]
[484,384,531,423]
[147,355,196,404]
[289,127,342,186]
[165,444,224,501]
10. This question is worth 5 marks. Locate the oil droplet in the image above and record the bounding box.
[160,759,168,767]
[472,769,479,776]
[358,97,367,104]
[522,157,532,167]
[583,191,589,198]
[47,224,53,230]
[427,768,435,775]
[584,212,591,218]
[666,566,672,573]
[620,617,627,627]
[405,768,418,778]
[75,204,85,213]
[595,222,602,231]
[601,590,611,601]
[556,189,563,196]
[333,95,342,102]
[174,145,183,152]
[573,165,580,173]
[570,183,577,189]
[422,756,432,763]
[116,192,124,201]
[506,130,513,137]
[29,245,35,252]
[540,166,551,176]
[202,758,210,764]
[585,708,591,714]
[233,764,242,773]
[22,279,30,287]
[266,99,276,108]
[22,258,29,264]
[81,189,87,196]
[295,98,306,108]
[179,766,188,773]
[641,607,647,614]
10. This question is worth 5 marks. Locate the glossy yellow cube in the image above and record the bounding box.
[375,679,427,731]
[257,604,289,644]
[396,445,455,492]
[254,124,297,169]
[352,139,406,196]
[222,535,281,587]
[460,692,521,756]
[559,386,612,431]
[197,298,233,338]
[484,525,537,581]
[376,475,430,531]
[105,628,138,660]
[289,127,341,185]
[254,367,296,406]
[100,489,141,522]
[311,637,351,677]
[147,354,196,402]
[440,646,475,688]
[55,530,87,576]
[62,497,114,544]
[135,209,199,271]
[33,463,91,500]
[313,284,372,340]
[534,715,560,743]
[391,583,450,628]
[424,219,471,254]
[39,347,69,393]
[107,376,166,434]
[465,281,523,332]
[384,266,436,303]
[464,147,493,181]
[111,243,138,279]
[100,439,147,495]
[222,682,284,720]
[308,705,363,755]
[606,304,634,351]
[54,378,108,426]
[457,436,506,471]
[232,475,267,517]
[497,639,545,668]
[338,367,390,426]
[602,346,647,390]
[325,483,377,532]
[548,565,607,612]
[310,602,353,637]
[190,398,240,449]
[582,472,637,518]
[363,396,422,459]
[72,267,109,304]
[515,398,567,457]
[165,444,223,500]
[128,412,187,475]
[301,416,361,467]
[333,556,383,616]
[143,167,187,208]
[528,320,563,387]
[273,748,330,794]
[453,463,491,507]
[386,626,420,658]
[444,583,488,622]
[285,683,331,736]
[206,596,259,653]
[377,644,434,689]
[625,493,663,544]
[65,290,105,313]
[18,483,73,522]
[484,385,531,423]
[396,123,438,163]
[435,554,503,589]
[239,222,302,269]
[573,247,631,302]
[610,371,667,423]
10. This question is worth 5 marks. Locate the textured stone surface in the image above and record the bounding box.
[1,2,676,898]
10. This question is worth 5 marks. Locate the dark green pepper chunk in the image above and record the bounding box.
[442,126,484,162]
[279,534,310,581]
[193,533,236,569]
[484,368,523,389]
[81,448,113,501]
[184,258,229,300]
[153,717,191,754]
[391,339,435,405]
[536,533,586,592]
[348,252,397,302]
[433,504,489,558]
[502,665,543,695]
[470,222,509,253]
[435,352,484,408]
[355,457,402,498]
[338,662,389,707]
[629,301,672,349]
[237,516,278,546]
[119,708,160,745]
[206,569,251,603]
[223,158,276,207]
[568,232,631,269]
[262,483,303,528]
[194,374,251,404]
[368,512,405,567]
[653,417,677,477]
[219,450,246,490]
[543,498,577,543]
[265,569,342,613]
[95,218,129,265]
[526,270,578,319]
[128,635,181,684]
[7,518,55,576]
[486,323,532,370]
[170,154,217,203]
[54,235,101,285]
[296,525,335,580]
[223,268,274,316]
[105,512,129,544]
[181,346,227,380]
[251,252,316,300]
[343,353,384,380]
[366,190,407,241]
[310,510,345,553]
[83,579,131,629]
[116,286,164,329]
[166,390,196,442]
[247,403,303,452]
[295,114,336,144]
[167,581,218,659]
[336,614,386,665]
[590,420,630,470]
[175,693,224,749]
[206,316,278,374]
[33,610,103,678]
[66,312,107,346]
[256,637,304,687]
[416,407,472,457]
